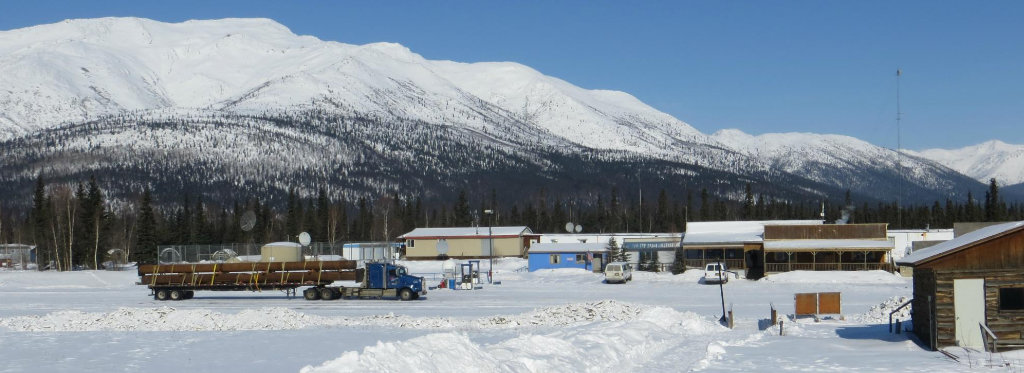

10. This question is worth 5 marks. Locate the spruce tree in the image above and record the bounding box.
[671,247,686,274]
[607,238,622,264]
[453,190,471,227]
[742,183,754,219]
[656,189,669,231]
[650,252,662,272]
[699,188,711,221]
[985,178,1004,222]
[134,188,158,265]
[31,174,50,270]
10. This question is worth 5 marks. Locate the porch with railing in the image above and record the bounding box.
[765,262,893,273]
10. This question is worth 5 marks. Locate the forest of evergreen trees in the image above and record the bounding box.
[1,174,1021,269]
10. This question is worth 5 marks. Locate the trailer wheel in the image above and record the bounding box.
[399,288,413,301]
[303,288,321,301]
[185,291,195,299]
[155,289,169,301]
[169,290,184,301]
[319,287,336,300]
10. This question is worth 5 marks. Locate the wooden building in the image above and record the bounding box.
[896,221,1024,351]
[399,227,540,260]
[762,223,893,273]
[682,220,821,278]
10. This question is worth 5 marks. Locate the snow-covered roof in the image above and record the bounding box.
[763,239,894,252]
[528,243,609,253]
[896,221,1024,266]
[683,220,821,245]
[263,242,301,248]
[400,226,534,239]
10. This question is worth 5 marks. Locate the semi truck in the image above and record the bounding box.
[138,260,426,301]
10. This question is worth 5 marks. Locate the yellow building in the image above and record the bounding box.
[400,226,540,260]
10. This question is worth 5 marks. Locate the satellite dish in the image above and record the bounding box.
[240,211,256,232]
[437,239,449,255]
[574,224,583,233]
[565,222,574,233]
[298,232,311,246]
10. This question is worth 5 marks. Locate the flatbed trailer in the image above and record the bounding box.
[138,260,426,301]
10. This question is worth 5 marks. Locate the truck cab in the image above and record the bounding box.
[365,262,425,300]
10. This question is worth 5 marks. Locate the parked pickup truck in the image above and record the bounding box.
[703,262,729,284]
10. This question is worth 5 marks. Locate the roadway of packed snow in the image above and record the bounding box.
[2,259,1022,372]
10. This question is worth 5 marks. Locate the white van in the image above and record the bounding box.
[703,262,729,284]
[604,262,632,284]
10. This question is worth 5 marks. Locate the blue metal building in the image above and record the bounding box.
[528,243,609,272]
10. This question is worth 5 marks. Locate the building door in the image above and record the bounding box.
[953,278,985,349]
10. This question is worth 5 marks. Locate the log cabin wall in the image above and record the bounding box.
[911,268,936,346]
[923,269,1024,348]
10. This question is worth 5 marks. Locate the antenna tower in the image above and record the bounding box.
[896,68,903,228]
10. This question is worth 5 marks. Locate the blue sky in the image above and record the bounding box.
[2,1,1021,150]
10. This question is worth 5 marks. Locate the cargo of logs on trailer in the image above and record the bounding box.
[137,260,427,301]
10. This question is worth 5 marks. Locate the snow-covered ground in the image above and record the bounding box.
[0,259,1020,372]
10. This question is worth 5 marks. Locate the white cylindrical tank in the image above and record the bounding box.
[260,242,303,262]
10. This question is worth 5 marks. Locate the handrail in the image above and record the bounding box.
[889,299,914,333]
[980,322,998,353]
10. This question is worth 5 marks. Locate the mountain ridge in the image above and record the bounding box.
[910,140,1024,187]
[0,17,1009,207]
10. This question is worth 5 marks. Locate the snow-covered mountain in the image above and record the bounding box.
[709,129,981,202]
[0,17,998,206]
[0,17,706,156]
[910,140,1024,187]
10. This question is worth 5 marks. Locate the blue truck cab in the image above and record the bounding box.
[365,262,425,300]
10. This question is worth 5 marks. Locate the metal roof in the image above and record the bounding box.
[896,221,1024,266]
[399,226,534,239]
[528,243,609,253]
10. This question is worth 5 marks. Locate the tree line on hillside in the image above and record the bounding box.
[1,175,1021,269]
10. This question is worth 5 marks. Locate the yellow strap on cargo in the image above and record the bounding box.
[281,262,290,284]
[210,263,217,286]
[317,261,323,284]
[265,262,272,286]
[150,265,159,286]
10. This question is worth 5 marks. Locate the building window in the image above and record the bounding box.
[550,254,560,264]
[999,288,1024,311]
[575,254,586,262]
[407,240,415,248]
